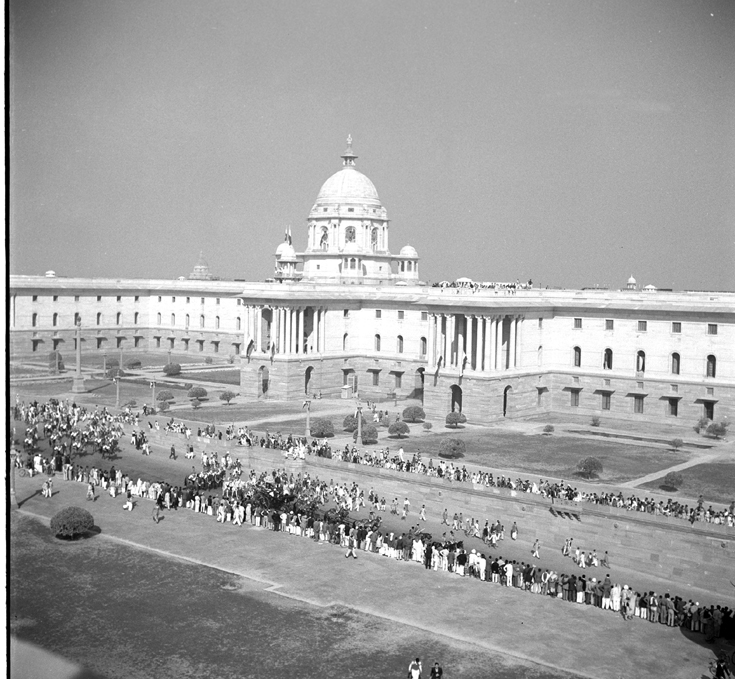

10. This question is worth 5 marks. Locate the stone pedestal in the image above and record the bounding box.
[71,375,87,393]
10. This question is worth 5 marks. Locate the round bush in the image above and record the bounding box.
[353,424,379,445]
[310,418,335,438]
[343,414,367,433]
[402,406,426,423]
[445,412,463,428]
[124,359,142,369]
[577,457,603,479]
[422,422,433,431]
[163,363,181,376]
[438,438,466,459]
[388,421,410,438]
[156,390,174,402]
[663,471,684,490]
[188,386,208,399]
[106,368,126,379]
[543,424,555,435]
[50,507,95,539]
[219,390,237,405]
[158,400,170,413]
[191,398,202,410]
[204,356,213,365]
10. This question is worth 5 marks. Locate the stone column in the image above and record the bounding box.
[296,308,303,354]
[466,315,474,370]
[488,316,496,372]
[448,314,456,367]
[427,314,435,366]
[508,315,516,369]
[515,316,523,369]
[478,316,486,372]
[255,307,263,353]
[285,309,292,354]
[321,308,327,353]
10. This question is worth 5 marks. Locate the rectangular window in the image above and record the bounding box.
[375,310,382,319]
[638,320,647,332]
[213,342,219,353]
[538,318,543,329]
[134,337,141,348]
[216,298,220,305]
[570,390,580,407]
[158,296,162,303]
[155,337,161,348]
[344,309,349,318]
[601,394,611,411]
[707,324,718,335]
[97,295,102,302]
[421,312,428,321]
[201,298,205,304]
[672,322,681,333]
[633,395,644,414]
[668,399,678,417]
[605,319,614,330]
[372,371,379,386]
[186,297,190,303]
[395,373,402,389]
[53,296,58,302]
[172,296,176,303]
[573,318,582,329]
[117,296,122,302]
[670,384,678,393]
[398,311,404,320]
[74,295,80,302]
[32,295,38,302]
[134,296,139,302]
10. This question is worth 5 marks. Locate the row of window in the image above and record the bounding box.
[151,337,239,353]
[364,334,427,355]
[156,314,231,330]
[565,391,712,418]
[33,312,142,327]
[33,295,141,303]
[157,296,223,305]
[571,347,717,377]
[369,310,429,321]
[570,317,718,335]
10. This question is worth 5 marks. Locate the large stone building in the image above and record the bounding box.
[9,140,734,427]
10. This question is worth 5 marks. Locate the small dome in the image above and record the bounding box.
[315,168,381,206]
[399,244,418,258]
[275,241,296,259]
[627,275,637,285]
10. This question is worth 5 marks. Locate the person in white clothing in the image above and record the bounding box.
[408,657,422,679]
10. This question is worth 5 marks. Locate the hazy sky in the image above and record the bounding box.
[10,0,735,290]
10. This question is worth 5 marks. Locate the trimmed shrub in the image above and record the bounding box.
[671,438,684,452]
[163,363,181,376]
[188,386,208,399]
[220,390,237,405]
[204,356,213,364]
[343,414,367,433]
[106,368,126,379]
[156,390,174,402]
[543,424,555,435]
[591,416,601,427]
[388,421,410,438]
[48,351,65,371]
[105,357,120,368]
[124,359,142,369]
[191,398,202,410]
[402,406,426,423]
[310,418,335,438]
[576,457,603,479]
[380,415,391,427]
[422,422,433,432]
[706,421,729,439]
[663,471,684,490]
[50,507,95,539]
[158,400,170,413]
[445,412,463,428]
[183,383,193,390]
[353,424,379,445]
[438,438,466,459]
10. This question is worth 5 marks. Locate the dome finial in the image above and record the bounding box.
[341,135,357,167]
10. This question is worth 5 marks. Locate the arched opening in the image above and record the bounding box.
[707,354,716,378]
[374,334,381,351]
[413,367,425,403]
[671,352,680,375]
[397,335,404,353]
[537,345,543,367]
[636,350,646,373]
[503,385,513,417]
[420,336,427,357]
[343,333,348,351]
[305,366,314,395]
[258,365,270,397]
[603,348,613,370]
[450,384,463,413]
[573,346,581,367]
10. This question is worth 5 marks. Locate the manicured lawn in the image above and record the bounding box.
[391,429,692,484]
[638,462,735,505]
[183,369,241,385]
[10,513,569,679]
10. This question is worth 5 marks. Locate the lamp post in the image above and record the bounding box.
[9,448,19,508]
[72,319,87,393]
[113,376,120,408]
[102,352,107,375]
[356,402,363,444]
[150,379,156,410]
[303,399,312,438]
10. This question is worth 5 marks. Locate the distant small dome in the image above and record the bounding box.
[399,244,418,258]
[189,251,215,280]
[627,275,637,285]
[275,241,296,259]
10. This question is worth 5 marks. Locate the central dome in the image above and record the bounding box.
[316,167,381,205]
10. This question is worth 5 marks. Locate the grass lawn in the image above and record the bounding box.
[638,462,735,505]
[10,513,569,679]
[183,369,241,385]
[389,428,692,484]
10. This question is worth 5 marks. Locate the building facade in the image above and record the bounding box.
[9,141,734,428]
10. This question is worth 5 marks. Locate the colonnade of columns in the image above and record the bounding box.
[243,305,328,356]
[426,313,524,372]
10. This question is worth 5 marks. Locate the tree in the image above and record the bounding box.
[662,471,684,490]
[343,414,366,433]
[188,386,208,399]
[438,438,466,459]
[191,398,202,410]
[106,368,126,379]
[310,418,335,438]
[422,422,433,432]
[388,421,410,438]
[220,390,237,405]
[576,457,603,479]
[50,507,95,539]
[156,390,174,402]
[706,421,729,439]
[163,363,181,376]
[670,438,684,452]
[591,416,601,427]
[158,400,170,413]
[353,424,378,445]
[693,416,710,434]
[445,412,463,428]
[543,424,555,435]
[402,406,426,423]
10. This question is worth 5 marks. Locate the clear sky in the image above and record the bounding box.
[9,0,735,290]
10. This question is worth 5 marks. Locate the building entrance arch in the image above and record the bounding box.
[258,365,270,397]
[503,385,512,417]
[305,366,314,395]
[413,368,425,403]
[450,384,463,413]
